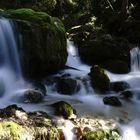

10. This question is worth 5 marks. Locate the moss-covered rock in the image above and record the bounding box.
[0,121,32,140]
[6,8,67,80]
[90,65,110,92]
[51,101,76,119]
[81,130,120,140]
[0,105,64,140]
[0,105,121,140]
[7,8,51,23]
[103,96,122,107]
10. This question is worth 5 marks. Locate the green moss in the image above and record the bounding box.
[7,8,51,23]
[0,121,24,140]
[52,101,76,119]
[81,130,120,140]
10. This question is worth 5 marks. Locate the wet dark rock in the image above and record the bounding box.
[102,60,129,74]
[90,65,110,92]
[110,81,130,92]
[120,90,133,99]
[31,81,47,95]
[103,96,122,107]
[23,89,44,103]
[57,77,80,95]
[51,101,76,119]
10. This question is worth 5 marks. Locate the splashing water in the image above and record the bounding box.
[0,18,25,100]
[130,47,140,72]
[46,42,140,140]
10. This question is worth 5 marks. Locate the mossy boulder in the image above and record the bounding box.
[0,105,64,140]
[81,130,120,140]
[90,65,110,92]
[57,77,80,95]
[110,81,130,92]
[103,96,122,107]
[51,101,76,119]
[7,8,67,80]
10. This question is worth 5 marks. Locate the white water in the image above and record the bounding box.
[130,47,140,72]
[45,42,140,140]
[0,18,140,140]
[66,40,90,72]
[0,18,26,104]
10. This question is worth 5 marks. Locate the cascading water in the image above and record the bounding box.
[1,17,140,139]
[0,18,24,100]
[0,18,22,78]
[45,41,140,140]
[130,47,140,72]
[66,40,90,71]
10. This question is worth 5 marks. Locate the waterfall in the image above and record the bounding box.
[66,40,90,72]
[0,18,23,96]
[130,47,140,72]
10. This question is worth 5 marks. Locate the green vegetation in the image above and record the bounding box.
[81,130,120,140]
[52,101,76,119]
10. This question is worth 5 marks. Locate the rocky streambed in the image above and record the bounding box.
[0,104,120,140]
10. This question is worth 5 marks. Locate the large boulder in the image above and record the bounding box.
[68,25,130,73]
[90,65,110,92]
[78,36,130,67]
[7,8,67,80]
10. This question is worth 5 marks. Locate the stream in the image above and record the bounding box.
[0,18,140,140]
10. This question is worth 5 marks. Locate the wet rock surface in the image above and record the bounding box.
[103,96,122,107]
[0,105,120,140]
[90,65,110,92]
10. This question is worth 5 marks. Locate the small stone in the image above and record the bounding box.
[103,96,122,106]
